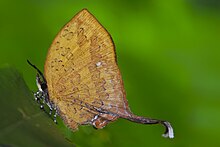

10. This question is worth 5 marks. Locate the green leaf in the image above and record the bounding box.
[0,66,74,147]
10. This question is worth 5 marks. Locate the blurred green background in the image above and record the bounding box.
[0,0,220,146]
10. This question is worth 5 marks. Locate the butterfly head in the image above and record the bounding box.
[36,73,47,93]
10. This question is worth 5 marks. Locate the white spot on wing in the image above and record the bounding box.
[96,62,102,67]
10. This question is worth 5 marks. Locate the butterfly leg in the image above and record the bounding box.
[49,108,52,115]
[33,91,39,101]
[53,108,58,123]
[33,90,45,109]
[32,90,58,124]
[45,101,58,124]
[34,90,58,123]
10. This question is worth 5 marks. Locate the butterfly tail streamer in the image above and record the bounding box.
[125,114,174,138]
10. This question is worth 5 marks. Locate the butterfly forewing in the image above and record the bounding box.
[44,9,131,130]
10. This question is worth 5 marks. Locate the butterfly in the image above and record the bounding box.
[28,9,174,138]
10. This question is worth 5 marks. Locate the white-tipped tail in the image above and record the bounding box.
[162,121,174,138]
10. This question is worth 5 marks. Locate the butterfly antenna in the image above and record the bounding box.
[27,60,47,84]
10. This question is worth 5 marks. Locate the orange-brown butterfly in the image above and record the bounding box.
[28,9,174,138]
